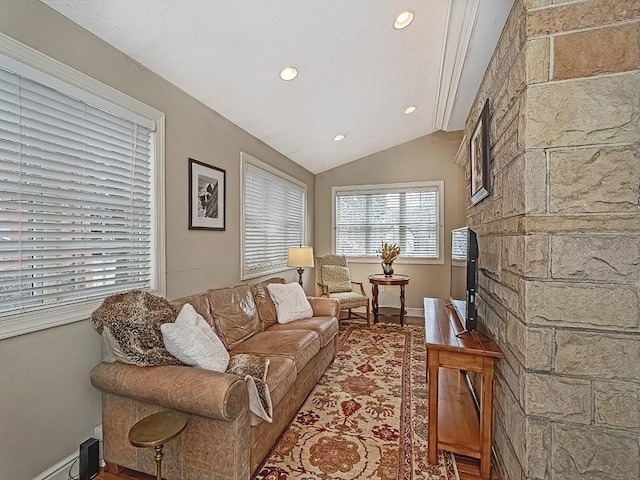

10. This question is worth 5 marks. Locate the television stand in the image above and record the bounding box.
[455,329,470,337]
[455,328,492,339]
[423,298,503,479]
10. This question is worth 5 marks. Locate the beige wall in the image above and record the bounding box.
[315,131,466,311]
[0,1,314,478]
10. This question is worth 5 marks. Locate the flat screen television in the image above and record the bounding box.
[450,226,479,332]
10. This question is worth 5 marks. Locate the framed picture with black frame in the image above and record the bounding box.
[189,158,226,230]
[470,99,490,205]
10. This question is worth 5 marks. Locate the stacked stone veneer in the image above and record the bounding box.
[460,1,640,479]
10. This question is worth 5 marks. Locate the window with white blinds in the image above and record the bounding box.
[0,38,164,338]
[241,152,306,280]
[333,181,444,261]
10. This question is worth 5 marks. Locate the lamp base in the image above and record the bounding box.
[296,268,304,287]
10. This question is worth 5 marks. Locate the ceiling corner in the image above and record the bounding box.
[434,0,481,132]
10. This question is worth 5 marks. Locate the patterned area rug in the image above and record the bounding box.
[253,320,459,480]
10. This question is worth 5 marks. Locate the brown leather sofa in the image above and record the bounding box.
[90,278,340,480]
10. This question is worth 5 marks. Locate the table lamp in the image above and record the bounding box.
[287,246,314,287]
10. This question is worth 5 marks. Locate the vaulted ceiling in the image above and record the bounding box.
[42,0,513,173]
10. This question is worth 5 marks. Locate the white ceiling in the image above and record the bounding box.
[42,0,513,174]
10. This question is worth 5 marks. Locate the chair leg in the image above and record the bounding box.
[366,301,371,327]
[348,309,352,319]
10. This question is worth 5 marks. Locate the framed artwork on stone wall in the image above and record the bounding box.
[470,99,490,205]
[189,158,226,230]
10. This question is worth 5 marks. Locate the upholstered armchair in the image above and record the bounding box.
[316,254,371,326]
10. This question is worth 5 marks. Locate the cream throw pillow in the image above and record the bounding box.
[161,303,230,372]
[267,282,314,324]
[321,264,353,293]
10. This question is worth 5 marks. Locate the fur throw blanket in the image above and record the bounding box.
[91,290,182,366]
[227,353,273,423]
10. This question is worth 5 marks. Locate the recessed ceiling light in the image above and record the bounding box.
[333,134,345,141]
[404,106,417,114]
[393,11,414,29]
[279,66,299,81]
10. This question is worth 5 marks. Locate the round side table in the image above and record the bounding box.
[128,410,188,480]
[368,274,411,326]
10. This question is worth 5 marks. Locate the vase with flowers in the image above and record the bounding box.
[378,241,400,276]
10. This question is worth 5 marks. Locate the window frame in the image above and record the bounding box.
[0,32,166,340]
[331,180,445,265]
[240,151,308,280]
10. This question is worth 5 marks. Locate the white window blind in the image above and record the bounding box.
[335,183,441,259]
[241,153,306,279]
[0,65,154,317]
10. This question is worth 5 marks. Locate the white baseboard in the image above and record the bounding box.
[405,307,424,319]
[35,426,103,480]
[348,306,425,320]
[33,452,77,480]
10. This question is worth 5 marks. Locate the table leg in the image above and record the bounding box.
[427,349,439,465]
[154,444,164,480]
[372,284,379,323]
[399,284,406,326]
[480,358,495,479]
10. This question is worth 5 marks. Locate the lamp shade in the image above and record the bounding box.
[287,246,315,268]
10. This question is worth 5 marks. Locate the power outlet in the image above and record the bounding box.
[93,424,103,441]
[93,424,105,467]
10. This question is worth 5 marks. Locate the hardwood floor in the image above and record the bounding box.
[97,469,152,480]
[97,313,499,480]
[454,455,500,480]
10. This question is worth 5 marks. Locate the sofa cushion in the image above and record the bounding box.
[267,283,313,324]
[171,293,215,329]
[161,303,230,372]
[267,316,339,348]
[230,330,320,373]
[321,264,353,293]
[208,284,262,350]
[251,277,285,329]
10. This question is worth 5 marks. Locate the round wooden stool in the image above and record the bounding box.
[128,410,188,480]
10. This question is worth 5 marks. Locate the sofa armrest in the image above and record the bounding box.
[307,296,340,318]
[90,362,248,421]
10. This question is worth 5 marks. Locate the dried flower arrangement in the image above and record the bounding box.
[379,241,400,264]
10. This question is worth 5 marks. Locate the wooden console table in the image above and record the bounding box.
[423,297,503,479]
[368,274,410,325]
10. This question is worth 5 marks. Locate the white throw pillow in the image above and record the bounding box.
[267,282,314,324]
[161,303,230,371]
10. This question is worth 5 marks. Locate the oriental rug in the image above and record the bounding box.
[253,320,459,480]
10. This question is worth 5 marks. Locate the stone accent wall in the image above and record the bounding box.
[461,1,640,479]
